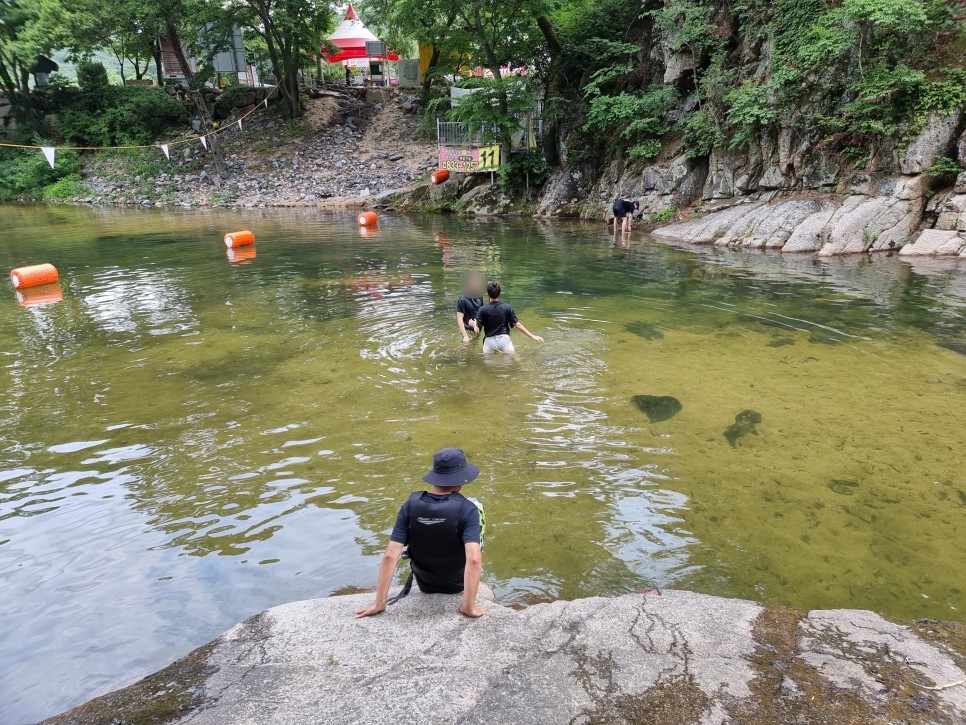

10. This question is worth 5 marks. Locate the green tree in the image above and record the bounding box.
[226,0,332,118]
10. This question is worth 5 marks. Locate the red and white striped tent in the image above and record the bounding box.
[323,5,400,63]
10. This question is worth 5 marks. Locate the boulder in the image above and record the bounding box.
[782,202,839,253]
[41,588,966,725]
[818,195,919,256]
[713,199,827,249]
[653,201,765,244]
[898,229,966,257]
[899,111,963,174]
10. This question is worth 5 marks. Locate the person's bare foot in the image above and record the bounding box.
[459,603,486,618]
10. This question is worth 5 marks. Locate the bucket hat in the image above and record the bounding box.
[423,447,480,487]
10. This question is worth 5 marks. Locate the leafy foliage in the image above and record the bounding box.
[53,86,190,146]
[925,156,963,178]
[583,86,678,158]
[498,149,551,194]
[0,145,83,201]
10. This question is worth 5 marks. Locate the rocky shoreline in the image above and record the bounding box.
[28,85,966,262]
[62,87,439,211]
[41,586,966,725]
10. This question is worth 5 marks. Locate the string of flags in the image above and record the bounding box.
[1,88,277,169]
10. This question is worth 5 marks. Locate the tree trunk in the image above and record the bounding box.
[152,38,164,86]
[536,16,562,58]
[165,19,227,172]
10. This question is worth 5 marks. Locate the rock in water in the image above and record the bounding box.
[632,395,682,422]
[724,409,762,447]
[828,479,860,496]
[625,321,664,340]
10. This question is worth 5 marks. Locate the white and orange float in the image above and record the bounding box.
[357,211,378,227]
[10,263,59,289]
[16,283,63,307]
[224,230,255,248]
[431,169,450,185]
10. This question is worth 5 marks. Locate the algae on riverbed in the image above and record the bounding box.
[2,206,965,723]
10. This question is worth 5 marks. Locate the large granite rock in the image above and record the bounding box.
[899,229,966,257]
[654,174,935,256]
[900,111,963,174]
[42,587,966,725]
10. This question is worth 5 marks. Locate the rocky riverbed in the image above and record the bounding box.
[42,586,966,725]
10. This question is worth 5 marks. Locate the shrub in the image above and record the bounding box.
[76,61,109,92]
[0,146,83,201]
[42,174,89,199]
[724,81,776,148]
[650,206,677,223]
[53,86,190,146]
[680,107,723,158]
[498,149,551,195]
[924,156,963,178]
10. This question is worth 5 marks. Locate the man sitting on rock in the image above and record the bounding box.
[355,448,486,618]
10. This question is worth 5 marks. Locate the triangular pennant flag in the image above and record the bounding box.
[236,119,242,131]
[200,136,208,150]
[41,147,55,169]
[160,144,170,160]
[263,98,268,109]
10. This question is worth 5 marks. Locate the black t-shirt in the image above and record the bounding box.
[457,295,483,328]
[613,199,636,218]
[476,301,518,338]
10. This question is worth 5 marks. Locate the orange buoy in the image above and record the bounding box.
[357,211,378,227]
[431,169,450,185]
[227,246,257,263]
[11,263,59,290]
[224,230,255,248]
[16,283,63,307]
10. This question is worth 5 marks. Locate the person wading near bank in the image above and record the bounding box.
[355,448,487,618]
[612,198,640,234]
[475,281,543,354]
[456,272,484,344]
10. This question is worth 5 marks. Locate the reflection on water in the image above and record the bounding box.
[1,206,965,723]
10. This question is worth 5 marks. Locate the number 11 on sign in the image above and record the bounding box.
[478,146,500,171]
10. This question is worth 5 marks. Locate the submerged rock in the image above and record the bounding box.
[724,409,762,447]
[632,395,682,422]
[624,321,665,340]
[828,479,860,496]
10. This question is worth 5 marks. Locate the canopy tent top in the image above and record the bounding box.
[323,4,399,63]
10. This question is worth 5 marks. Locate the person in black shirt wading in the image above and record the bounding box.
[612,198,640,234]
[456,272,484,344]
[355,448,487,618]
[475,281,543,354]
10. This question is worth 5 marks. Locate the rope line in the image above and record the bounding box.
[0,85,279,151]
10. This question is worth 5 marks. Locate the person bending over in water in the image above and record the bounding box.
[456,272,484,344]
[475,281,543,354]
[355,448,486,618]
[612,198,639,234]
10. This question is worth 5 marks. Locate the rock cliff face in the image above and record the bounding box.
[41,586,966,725]
[538,111,966,257]
[534,3,966,259]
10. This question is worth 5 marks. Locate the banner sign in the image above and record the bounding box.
[438,144,502,172]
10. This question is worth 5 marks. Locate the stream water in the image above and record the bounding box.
[1,205,964,723]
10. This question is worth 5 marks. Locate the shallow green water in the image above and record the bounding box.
[1,205,965,722]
